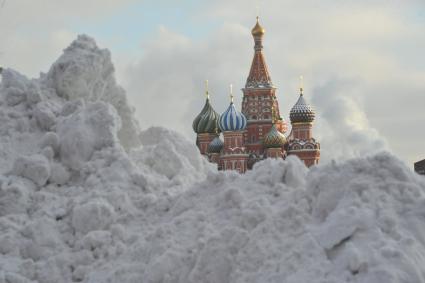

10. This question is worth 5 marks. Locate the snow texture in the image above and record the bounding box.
[1,35,425,283]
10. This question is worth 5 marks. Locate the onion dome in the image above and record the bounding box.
[289,88,315,123]
[219,89,247,132]
[208,135,223,153]
[263,124,287,148]
[251,16,265,37]
[192,83,221,134]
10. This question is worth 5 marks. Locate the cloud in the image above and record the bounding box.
[0,0,136,76]
[123,24,251,136]
[311,78,388,161]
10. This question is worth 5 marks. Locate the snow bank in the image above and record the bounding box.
[1,35,425,283]
[57,101,121,170]
[45,35,140,149]
[131,127,215,194]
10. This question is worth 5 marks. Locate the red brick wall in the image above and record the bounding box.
[197,133,216,155]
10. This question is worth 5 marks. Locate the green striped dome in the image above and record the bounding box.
[192,98,221,134]
[263,124,287,148]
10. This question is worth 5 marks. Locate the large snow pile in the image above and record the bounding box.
[1,35,425,283]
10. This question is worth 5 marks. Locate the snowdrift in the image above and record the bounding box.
[1,35,425,283]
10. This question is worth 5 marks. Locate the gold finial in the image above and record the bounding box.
[230,84,234,103]
[205,79,210,99]
[251,16,265,36]
[299,75,304,95]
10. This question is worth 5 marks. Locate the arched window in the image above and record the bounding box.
[236,161,241,170]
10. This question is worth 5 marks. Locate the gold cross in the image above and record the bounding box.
[205,79,209,99]
[230,84,234,103]
[299,75,304,95]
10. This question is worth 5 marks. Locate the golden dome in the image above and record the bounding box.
[251,16,265,36]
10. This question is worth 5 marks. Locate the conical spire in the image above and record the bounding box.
[246,17,273,89]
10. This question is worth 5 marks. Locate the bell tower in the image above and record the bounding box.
[241,17,288,156]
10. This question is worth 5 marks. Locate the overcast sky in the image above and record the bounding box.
[1,0,424,165]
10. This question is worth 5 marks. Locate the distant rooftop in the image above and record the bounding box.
[414,159,425,175]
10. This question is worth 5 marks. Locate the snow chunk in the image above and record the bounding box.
[61,99,84,117]
[48,162,70,185]
[72,199,115,235]
[5,87,26,106]
[0,69,29,93]
[26,82,42,104]
[11,154,51,186]
[0,178,34,215]
[132,127,214,192]
[40,132,59,154]
[33,101,57,131]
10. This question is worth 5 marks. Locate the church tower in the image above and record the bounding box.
[218,86,249,173]
[287,84,320,167]
[192,81,221,155]
[241,17,288,159]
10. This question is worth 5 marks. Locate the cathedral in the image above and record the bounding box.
[192,17,320,173]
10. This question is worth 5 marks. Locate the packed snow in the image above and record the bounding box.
[1,35,425,283]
